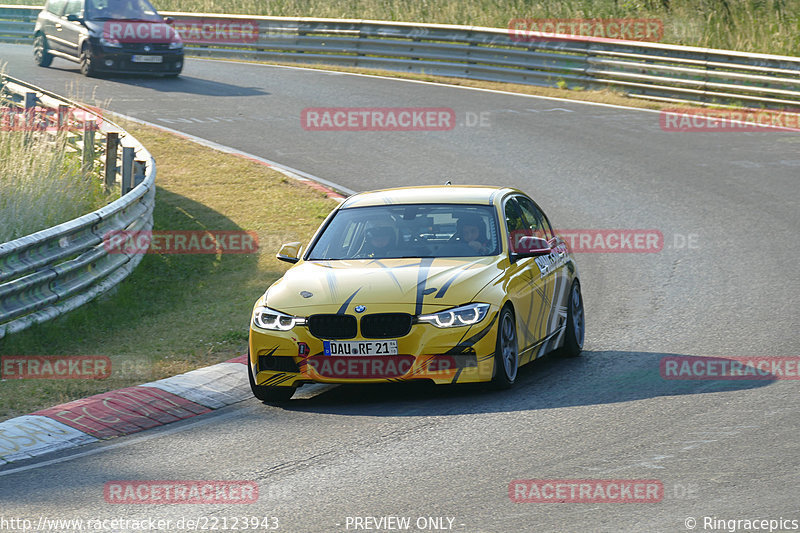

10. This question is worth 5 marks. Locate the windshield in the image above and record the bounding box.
[86,0,162,21]
[307,204,500,260]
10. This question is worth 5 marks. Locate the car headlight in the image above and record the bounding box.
[417,303,490,328]
[252,306,303,331]
[100,35,122,48]
[168,40,183,49]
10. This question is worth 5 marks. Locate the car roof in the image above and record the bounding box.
[339,185,520,209]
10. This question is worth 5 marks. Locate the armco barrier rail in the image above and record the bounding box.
[1,5,799,108]
[0,75,155,338]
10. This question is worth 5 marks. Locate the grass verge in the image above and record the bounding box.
[0,118,338,421]
[0,128,111,243]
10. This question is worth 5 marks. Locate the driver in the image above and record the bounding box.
[455,215,490,254]
[362,225,395,258]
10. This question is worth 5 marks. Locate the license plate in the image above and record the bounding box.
[323,340,398,356]
[132,55,163,63]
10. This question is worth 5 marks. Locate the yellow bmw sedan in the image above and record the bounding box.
[248,185,584,402]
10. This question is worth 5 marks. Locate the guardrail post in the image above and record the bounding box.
[58,104,69,131]
[133,160,146,187]
[82,120,95,173]
[104,132,119,190]
[24,91,36,131]
[121,146,134,195]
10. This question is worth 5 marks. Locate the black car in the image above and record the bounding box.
[33,0,183,77]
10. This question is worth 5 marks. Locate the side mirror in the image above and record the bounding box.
[65,13,82,22]
[164,17,174,24]
[277,242,302,264]
[511,236,551,261]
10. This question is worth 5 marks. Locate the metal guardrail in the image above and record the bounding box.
[1,5,799,108]
[0,75,155,338]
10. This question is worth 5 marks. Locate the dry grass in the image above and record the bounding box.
[0,118,338,421]
[0,129,108,242]
[6,0,796,55]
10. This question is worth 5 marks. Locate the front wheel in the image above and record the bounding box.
[491,306,518,389]
[34,34,53,67]
[247,354,295,403]
[557,281,584,358]
[80,44,96,77]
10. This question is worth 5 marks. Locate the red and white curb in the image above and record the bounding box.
[0,355,250,467]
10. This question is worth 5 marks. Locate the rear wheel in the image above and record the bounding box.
[80,44,96,77]
[492,306,518,389]
[247,353,295,403]
[558,281,584,358]
[33,34,53,67]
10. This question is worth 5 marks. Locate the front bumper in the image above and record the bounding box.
[249,310,500,388]
[93,46,183,74]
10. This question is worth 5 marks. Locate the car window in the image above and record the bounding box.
[86,0,161,21]
[504,198,527,254]
[307,204,500,260]
[516,195,553,240]
[46,0,68,16]
[63,0,83,17]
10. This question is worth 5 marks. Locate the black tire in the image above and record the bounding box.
[247,354,295,403]
[33,33,53,67]
[80,44,97,77]
[557,281,585,358]
[491,305,518,389]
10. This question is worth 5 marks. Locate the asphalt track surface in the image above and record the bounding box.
[1,45,799,532]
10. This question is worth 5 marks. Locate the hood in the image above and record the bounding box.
[266,257,505,315]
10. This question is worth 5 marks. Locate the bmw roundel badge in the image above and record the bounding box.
[354,305,366,313]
